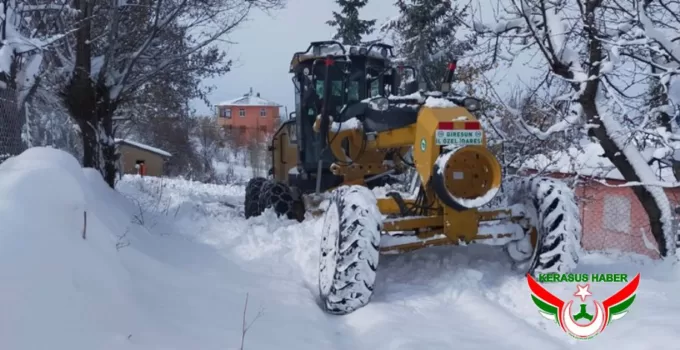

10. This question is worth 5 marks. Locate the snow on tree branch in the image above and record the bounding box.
[0,0,74,106]
[472,0,678,256]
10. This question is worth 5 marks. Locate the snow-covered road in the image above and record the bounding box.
[1,148,678,350]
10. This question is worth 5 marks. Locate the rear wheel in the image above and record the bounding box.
[504,177,582,276]
[319,185,383,315]
[244,177,267,219]
[258,180,305,222]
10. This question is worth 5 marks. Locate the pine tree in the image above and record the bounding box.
[326,0,377,45]
[388,0,475,91]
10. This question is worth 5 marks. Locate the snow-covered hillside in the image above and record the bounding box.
[1,147,679,350]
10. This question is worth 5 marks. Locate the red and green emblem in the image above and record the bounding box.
[526,273,640,340]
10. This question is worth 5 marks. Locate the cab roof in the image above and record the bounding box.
[289,41,394,73]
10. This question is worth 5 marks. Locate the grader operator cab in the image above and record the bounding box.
[244,40,583,315]
[280,41,419,194]
[245,40,420,219]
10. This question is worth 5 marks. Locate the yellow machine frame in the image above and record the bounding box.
[309,104,538,254]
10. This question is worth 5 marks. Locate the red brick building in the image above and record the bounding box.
[521,143,680,259]
[215,88,282,146]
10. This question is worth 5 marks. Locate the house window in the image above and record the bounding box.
[603,195,631,233]
[222,108,231,118]
[239,108,245,117]
[260,108,266,117]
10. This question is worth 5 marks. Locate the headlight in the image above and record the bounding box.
[349,46,358,55]
[463,97,480,112]
[359,47,368,55]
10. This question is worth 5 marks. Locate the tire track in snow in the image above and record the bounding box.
[175,198,567,349]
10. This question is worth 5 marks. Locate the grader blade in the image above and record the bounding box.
[377,210,529,254]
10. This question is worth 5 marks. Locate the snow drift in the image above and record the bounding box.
[0,148,151,348]
[1,147,680,350]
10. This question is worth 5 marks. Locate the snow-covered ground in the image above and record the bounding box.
[1,147,679,350]
[212,159,254,184]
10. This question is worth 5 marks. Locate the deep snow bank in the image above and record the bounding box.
[0,149,348,350]
[0,148,281,350]
[0,148,152,348]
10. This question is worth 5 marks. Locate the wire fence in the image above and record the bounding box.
[576,178,680,259]
[0,87,26,164]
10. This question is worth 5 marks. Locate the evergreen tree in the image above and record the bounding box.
[327,0,377,45]
[387,0,475,91]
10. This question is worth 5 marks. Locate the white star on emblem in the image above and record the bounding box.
[574,284,592,302]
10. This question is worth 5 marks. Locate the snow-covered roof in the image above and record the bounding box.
[216,91,281,107]
[115,139,172,158]
[520,142,675,182]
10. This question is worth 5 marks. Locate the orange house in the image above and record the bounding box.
[215,88,282,146]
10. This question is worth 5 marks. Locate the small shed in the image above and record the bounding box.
[114,139,171,177]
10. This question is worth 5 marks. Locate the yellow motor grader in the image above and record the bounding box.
[244,41,582,315]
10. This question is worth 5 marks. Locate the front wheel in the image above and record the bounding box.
[504,177,582,276]
[318,185,383,315]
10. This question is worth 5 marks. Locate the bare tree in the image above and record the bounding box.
[239,293,263,350]
[137,114,203,178]
[57,0,284,187]
[474,0,678,257]
[192,115,223,181]
[483,79,578,173]
[0,0,74,159]
[247,134,266,178]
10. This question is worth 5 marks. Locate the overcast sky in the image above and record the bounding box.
[189,0,543,117]
[190,0,399,117]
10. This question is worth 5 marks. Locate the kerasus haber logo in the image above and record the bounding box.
[526,272,641,340]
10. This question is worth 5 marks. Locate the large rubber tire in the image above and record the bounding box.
[505,177,582,277]
[244,177,267,219]
[319,185,383,315]
[258,180,305,222]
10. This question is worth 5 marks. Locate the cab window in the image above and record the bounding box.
[348,81,360,102]
[315,80,343,97]
[369,80,380,97]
